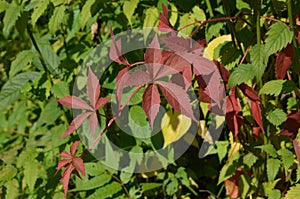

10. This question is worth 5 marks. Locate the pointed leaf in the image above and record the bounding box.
[57,96,93,111]
[95,97,111,110]
[142,84,161,127]
[31,0,49,26]
[70,141,81,156]
[158,3,174,32]
[109,29,129,65]
[89,112,98,136]
[238,83,260,101]
[62,112,92,137]
[157,81,196,121]
[284,183,300,199]
[193,56,217,76]
[250,101,265,133]
[226,89,243,136]
[57,160,71,173]
[59,151,72,159]
[267,158,281,181]
[61,164,74,198]
[48,5,65,35]
[267,109,287,126]
[228,64,255,88]
[280,111,300,137]
[275,43,294,80]
[250,44,267,80]
[3,2,21,38]
[72,157,86,176]
[123,0,139,25]
[145,35,162,77]
[265,21,293,58]
[87,67,100,108]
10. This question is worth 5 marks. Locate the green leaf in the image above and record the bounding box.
[218,41,242,70]
[269,189,281,199]
[4,179,19,199]
[243,153,258,168]
[216,141,229,163]
[166,177,179,196]
[228,64,255,88]
[277,148,294,172]
[71,174,112,192]
[86,181,122,199]
[37,100,61,126]
[218,161,239,184]
[123,0,139,25]
[250,44,267,80]
[0,0,9,13]
[3,2,21,38]
[178,13,196,36]
[169,3,178,26]
[130,105,148,126]
[141,183,163,191]
[206,22,225,42]
[267,158,281,181]
[48,5,65,35]
[256,144,277,157]
[192,5,206,21]
[9,50,34,77]
[36,36,60,74]
[259,80,285,96]
[51,81,70,98]
[267,109,287,126]
[236,0,251,10]
[239,174,250,198]
[31,0,50,26]
[284,183,300,199]
[24,159,41,192]
[265,22,293,58]
[80,0,96,29]
[0,72,40,109]
[143,7,159,41]
[0,165,17,183]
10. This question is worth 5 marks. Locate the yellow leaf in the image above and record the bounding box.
[161,110,192,148]
[203,34,231,60]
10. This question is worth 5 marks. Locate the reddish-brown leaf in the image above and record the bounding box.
[56,160,71,173]
[193,56,217,76]
[250,100,265,134]
[116,67,129,107]
[158,3,174,32]
[144,35,162,77]
[87,67,100,108]
[280,111,300,137]
[275,44,294,80]
[109,27,129,65]
[214,61,230,84]
[157,81,196,121]
[59,151,73,159]
[72,157,86,176]
[225,179,239,199]
[238,83,260,101]
[163,53,191,74]
[62,112,92,138]
[61,164,73,198]
[95,97,111,110]
[57,96,93,111]
[89,112,98,137]
[142,84,161,127]
[70,140,81,156]
[226,89,243,136]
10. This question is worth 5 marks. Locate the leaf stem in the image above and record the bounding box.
[255,2,261,45]
[205,0,214,18]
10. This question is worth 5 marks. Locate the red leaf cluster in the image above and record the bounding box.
[56,141,85,198]
[57,67,111,137]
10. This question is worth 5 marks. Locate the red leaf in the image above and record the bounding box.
[95,97,111,110]
[161,35,192,52]
[61,164,74,199]
[224,179,239,199]
[214,61,230,84]
[116,67,129,106]
[89,112,98,137]
[109,27,129,65]
[70,141,81,156]
[158,3,174,32]
[157,81,196,121]
[281,111,300,137]
[163,53,191,74]
[57,160,71,173]
[226,89,243,136]
[59,151,72,159]
[124,69,151,87]
[145,35,162,77]
[193,56,216,76]
[62,112,92,138]
[250,101,265,134]
[142,84,161,127]
[72,157,86,176]
[196,75,211,103]
[275,43,294,79]
[57,96,93,111]
[238,83,260,101]
[87,67,100,108]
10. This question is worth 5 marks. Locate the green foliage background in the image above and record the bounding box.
[1,0,300,198]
